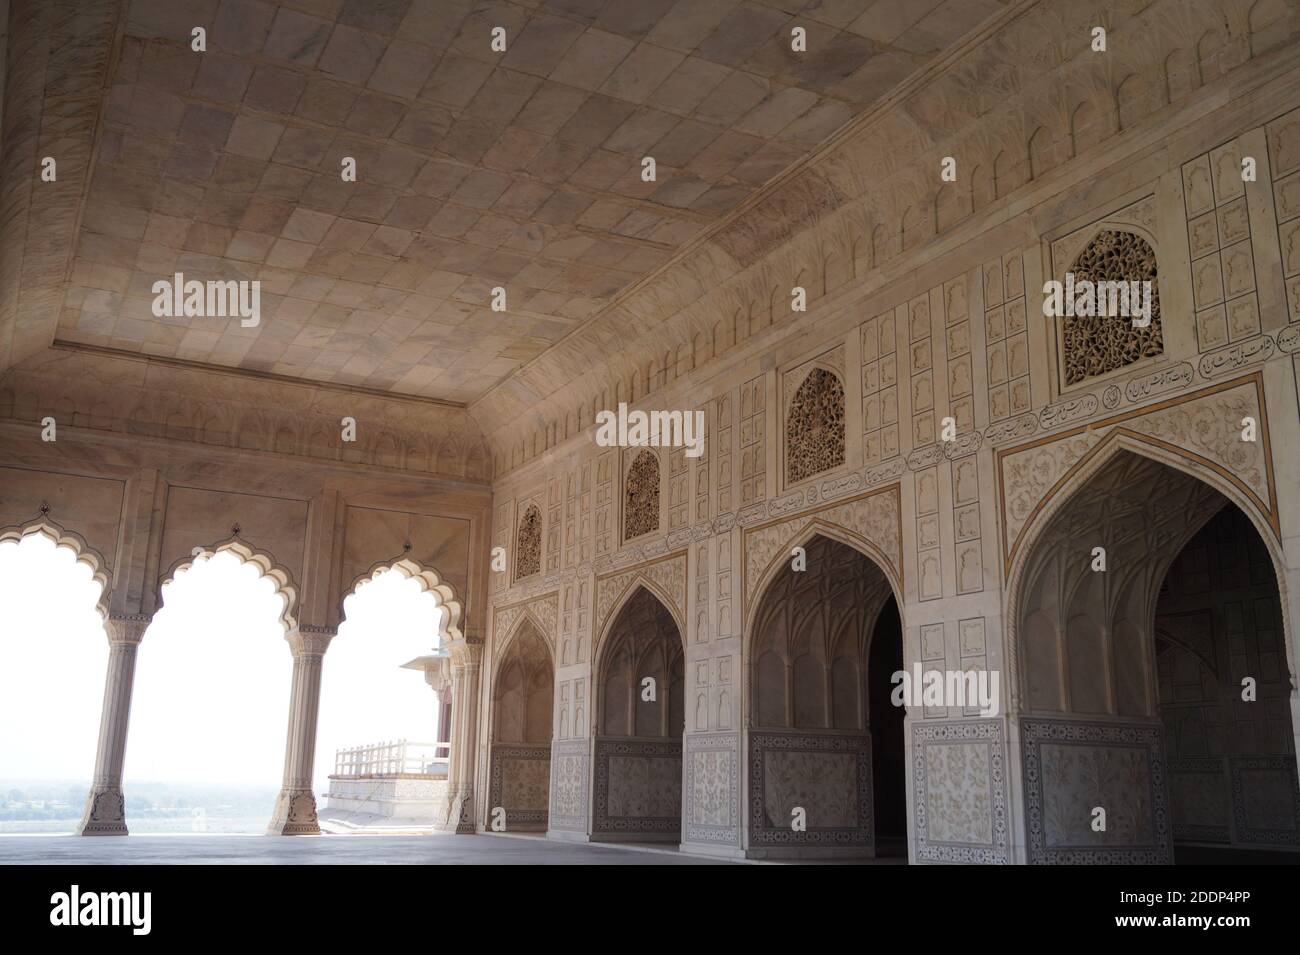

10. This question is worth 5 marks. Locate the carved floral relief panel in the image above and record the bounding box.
[786,365,846,485]
[515,502,541,581]
[623,448,660,541]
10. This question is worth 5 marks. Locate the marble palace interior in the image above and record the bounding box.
[2,0,1300,864]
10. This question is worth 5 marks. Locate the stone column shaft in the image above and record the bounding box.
[438,640,482,833]
[267,627,333,835]
[78,614,149,836]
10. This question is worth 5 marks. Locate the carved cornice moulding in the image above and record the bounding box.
[0,347,492,483]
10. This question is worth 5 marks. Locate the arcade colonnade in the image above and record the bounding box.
[55,538,486,837]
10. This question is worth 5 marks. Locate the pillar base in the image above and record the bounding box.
[434,787,476,834]
[267,788,321,835]
[77,787,128,836]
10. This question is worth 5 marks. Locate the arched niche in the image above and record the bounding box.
[744,532,903,859]
[1007,440,1294,864]
[591,585,684,842]
[487,615,554,832]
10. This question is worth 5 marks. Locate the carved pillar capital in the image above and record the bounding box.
[423,656,453,692]
[287,625,335,656]
[106,613,150,645]
[444,637,484,668]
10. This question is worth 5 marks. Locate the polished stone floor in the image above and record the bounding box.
[0,833,732,865]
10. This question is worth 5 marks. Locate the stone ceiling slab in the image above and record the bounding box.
[4,0,1013,405]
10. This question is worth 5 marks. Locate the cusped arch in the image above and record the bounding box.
[341,556,464,645]
[160,537,300,637]
[1003,431,1290,716]
[744,520,904,640]
[0,516,113,620]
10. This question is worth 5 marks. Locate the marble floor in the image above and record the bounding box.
[0,832,733,865]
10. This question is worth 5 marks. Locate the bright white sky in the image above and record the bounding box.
[0,533,107,783]
[315,569,444,792]
[127,550,291,787]
[1,535,444,796]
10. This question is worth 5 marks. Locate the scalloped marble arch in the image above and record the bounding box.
[0,516,112,620]
[743,520,905,642]
[340,556,463,646]
[1002,430,1292,717]
[160,537,300,637]
[591,576,685,679]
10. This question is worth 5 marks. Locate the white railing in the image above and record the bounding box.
[333,739,450,777]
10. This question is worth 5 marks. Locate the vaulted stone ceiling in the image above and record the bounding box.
[18,0,1010,405]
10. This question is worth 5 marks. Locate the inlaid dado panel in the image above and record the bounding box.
[683,732,740,847]
[912,719,1007,864]
[1021,718,1171,865]
[487,743,550,831]
[548,738,589,833]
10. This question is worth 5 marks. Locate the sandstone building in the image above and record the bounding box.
[1,0,1299,862]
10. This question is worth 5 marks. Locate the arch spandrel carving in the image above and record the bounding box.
[997,374,1278,573]
[593,554,687,663]
[491,592,560,667]
[742,486,903,619]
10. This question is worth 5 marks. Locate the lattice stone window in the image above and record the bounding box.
[786,367,845,484]
[623,449,660,540]
[1062,230,1162,385]
[515,504,541,579]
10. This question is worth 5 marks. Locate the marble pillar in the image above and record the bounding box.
[78,613,149,835]
[438,639,483,833]
[267,626,334,835]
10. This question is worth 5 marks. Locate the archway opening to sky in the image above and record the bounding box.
[315,569,447,801]
[0,532,108,833]
[125,550,291,833]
